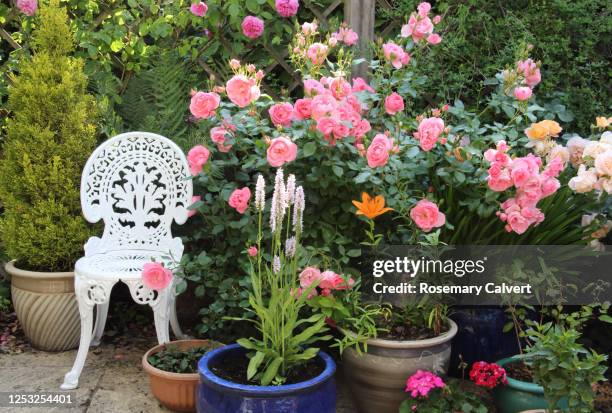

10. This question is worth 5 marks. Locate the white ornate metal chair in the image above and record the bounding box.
[61,132,193,390]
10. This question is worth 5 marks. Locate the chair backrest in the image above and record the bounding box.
[81,132,193,256]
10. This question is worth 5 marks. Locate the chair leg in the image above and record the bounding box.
[151,289,170,344]
[91,301,109,346]
[61,277,96,390]
[169,288,185,339]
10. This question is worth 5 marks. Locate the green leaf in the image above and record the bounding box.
[332,165,343,177]
[236,338,258,350]
[247,351,265,380]
[261,357,282,385]
[303,142,317,157]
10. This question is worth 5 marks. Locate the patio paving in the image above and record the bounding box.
[0,337,357,413]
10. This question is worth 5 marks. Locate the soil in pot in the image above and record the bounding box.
[147,342,220,374]
[595,381,612,413]
[505,360,534,382]
[210,351,325,385]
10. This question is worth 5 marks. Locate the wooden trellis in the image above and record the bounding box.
[197,0,393,97]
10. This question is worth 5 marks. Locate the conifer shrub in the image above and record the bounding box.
[0,0,97,272]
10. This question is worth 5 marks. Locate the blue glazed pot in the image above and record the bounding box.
[449,308,519,376]
[197,344,336,413]
[492,356,567,413]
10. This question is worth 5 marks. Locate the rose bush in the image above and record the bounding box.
[174,2,607,338]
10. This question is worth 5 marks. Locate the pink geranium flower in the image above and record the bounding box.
[267,136,298,167]
[187,145,210,175]
[228,187,251,214]
[142,262,173,291]
[190,2,208,17]
[410,200,445,232]
[242,16,264,39]
[405,370,445,398]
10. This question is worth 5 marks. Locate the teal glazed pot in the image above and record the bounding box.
[492,356,568,413]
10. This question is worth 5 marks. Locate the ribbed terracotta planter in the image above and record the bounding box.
[6,260,80,351]
[342,319,458,413]
[143,339,222,413]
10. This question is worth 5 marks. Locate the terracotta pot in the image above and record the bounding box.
[342,319,458,413]
[6,260,80,351]
[143,339,222,412]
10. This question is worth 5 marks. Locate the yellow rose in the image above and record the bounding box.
[525,120,562,140]
[595,116,612,129]
[525,123,547,140]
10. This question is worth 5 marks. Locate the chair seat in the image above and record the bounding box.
[75,250,169,280]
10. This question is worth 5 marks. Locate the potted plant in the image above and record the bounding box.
[143,339,222,412]
[0,0,97,351]
[196,170,338,412]
[317,191,456,413]
[494,314,608,413]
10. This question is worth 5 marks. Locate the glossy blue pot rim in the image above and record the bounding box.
[496,356,544,394]
[198,343,336,397]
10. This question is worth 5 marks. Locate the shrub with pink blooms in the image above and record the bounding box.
[177,3,604,337]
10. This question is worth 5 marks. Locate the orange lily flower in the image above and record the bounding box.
[352,192,393,220]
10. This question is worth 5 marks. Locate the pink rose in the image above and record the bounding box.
[541,178,560,198]
[383,42,410,69]
[366,134,393,168]
[267,136,298,167]
[318,271,338,289]
[513,86,532,101]
[294,98,313,120]
[190,91,220,119]
[433,15,442,24]
[352,77,375,93]
[311,93,338,120]
[247,246,258,257]
[401,14,434,42]
[242,16,264,39]
[190,2,208,17]
[275,0,299,17]
[210,126,232,152]
[188,195,201,218]
[426,33,442,45]
[352,119,371,138]
[307,43,329,65]
[410,199,446,232]
[187,145,210,175]
[299,267,321,288]
[228,187,251,214]
[301,21,318,35]
[330,77,351,100]
[317,117,336,138]
[142,262,173,291]
[517,59,541,88]
[417,2,431,17]
[269,102,294,127]
[385,92,404,115]
[304,79,325,96]
[415,117,444,151]
[506,210,531,234]
[226,75,260,107]
[17,0,37,16]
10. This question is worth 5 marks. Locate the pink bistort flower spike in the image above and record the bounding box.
[255,175,266,211]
